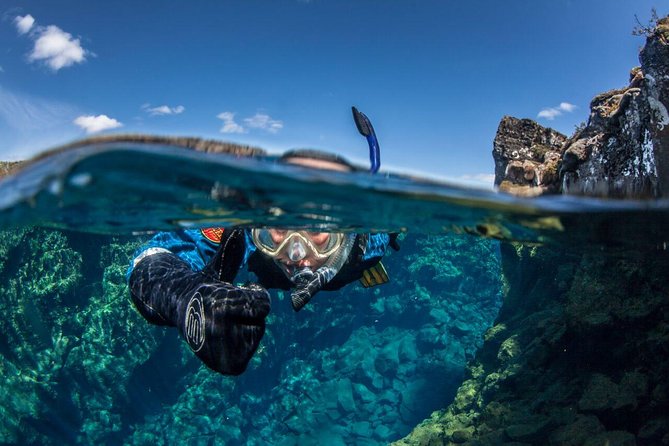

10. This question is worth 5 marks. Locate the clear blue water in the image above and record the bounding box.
[0,142,667,445]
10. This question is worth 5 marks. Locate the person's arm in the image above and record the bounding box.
[127,229,270,375]
[127,229,220,278]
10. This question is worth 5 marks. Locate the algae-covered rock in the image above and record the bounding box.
[66,238,165,444]
[0,229,177,445]
[0,228,83,444]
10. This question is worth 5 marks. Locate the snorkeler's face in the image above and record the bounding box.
[251,229,344,272]
[269,230,331,269]
[253,153,353,276]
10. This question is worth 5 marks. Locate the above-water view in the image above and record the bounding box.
[1,2,669,446]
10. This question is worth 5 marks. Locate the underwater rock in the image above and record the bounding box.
[337,377,357,413]
[394,226,669,445]
[492,116,567,196]
[0,229,83,444]
[578,372,648,413]
[504,418,551,443]
[582,430,637,446]
[548,415,605,446]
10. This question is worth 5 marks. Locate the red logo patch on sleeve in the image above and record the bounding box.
[201,227,224,244]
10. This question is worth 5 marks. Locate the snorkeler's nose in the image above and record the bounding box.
[288,239,307,262]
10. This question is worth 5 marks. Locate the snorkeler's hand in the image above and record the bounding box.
[180,280,270,376]
[129,251,270,375]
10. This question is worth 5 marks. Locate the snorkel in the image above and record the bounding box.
[352,106,380,174]
[288,107,383,311]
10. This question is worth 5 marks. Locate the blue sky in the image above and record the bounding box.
[0,1,663,184]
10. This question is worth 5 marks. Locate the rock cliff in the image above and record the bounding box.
[394,14,669,446]
[494,16,669,199]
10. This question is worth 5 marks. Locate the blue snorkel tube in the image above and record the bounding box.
[352,106,380,174]
[351,106,400,252]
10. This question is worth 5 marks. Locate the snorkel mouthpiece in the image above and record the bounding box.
[289,234,357,312]
[290,268,317,311]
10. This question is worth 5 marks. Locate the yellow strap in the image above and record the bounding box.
[359,262,389,288]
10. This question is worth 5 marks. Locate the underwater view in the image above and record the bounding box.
[0,127,668,446]
[0,225,503,445]
[2,2,669,446]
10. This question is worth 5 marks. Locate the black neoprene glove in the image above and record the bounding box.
[129,251,270,375]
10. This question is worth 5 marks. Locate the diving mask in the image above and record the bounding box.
[251,229,345,262]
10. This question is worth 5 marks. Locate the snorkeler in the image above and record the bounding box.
[127,108,397,376]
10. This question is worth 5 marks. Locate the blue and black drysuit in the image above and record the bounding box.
[127,227,390,375]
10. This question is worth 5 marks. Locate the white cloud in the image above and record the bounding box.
[537,108,562,120]
[244,113,284,133]
[73,114,122,134]
[217,112,246,134]
[216,111,285,134]
[29,25,87,71]
[15,15,88,71]
[142,104,185,116]
[14,15,35,35]
[0,66,4,73]
[537,102,577,120]
[559,102,577,112]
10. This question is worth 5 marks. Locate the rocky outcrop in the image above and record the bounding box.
[560,68,660,198]
[494,16,669,199]
[492,117,567,196]
[639,16,669,196]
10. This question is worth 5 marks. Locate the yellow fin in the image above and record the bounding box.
[359,262,389,288]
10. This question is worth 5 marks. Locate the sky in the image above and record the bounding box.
[0,1,664,184]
